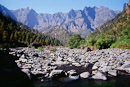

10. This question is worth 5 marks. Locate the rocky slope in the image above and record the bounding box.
[85,1,130,49]
[9,47,130,81]
[42,25,71,45]
[0,4,120,37]
[0,5,16,20]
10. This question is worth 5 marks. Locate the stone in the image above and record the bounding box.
[20,58,27,62]
[118,61,130,72]
[80,72,90,79]
[108,70,117,76]
[20,54,25,58]
[120,61,130,68]
[92,72,107,80]
[92,70,98,75]
[49,70,67,80]
[21,69,31,79]
[100,66,112,72]
[72,62,81,67]
[33,53,39,57]
[92,63,99,70]
[82,47,92,54]
[67,70,79,80]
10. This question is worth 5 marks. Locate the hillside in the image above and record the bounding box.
[0,12,62,48]
[0,4,120,37]
[42,25,71,45]
[85,3,130,49]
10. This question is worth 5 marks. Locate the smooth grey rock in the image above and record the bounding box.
[92,72,107,80]
[33,53,39,57]
[20,58,27,62]
[67,70,79,80]
[80,72,90,79]
[49,70,67,79]
[118,61,130,73]
[92,62,99,70]
[108,70,117,76]
[72,62,81,67]
[82,47,92,54]
[21,69,31,79]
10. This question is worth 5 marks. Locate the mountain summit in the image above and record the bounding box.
[85,1,130,49]
[0,4,120,37]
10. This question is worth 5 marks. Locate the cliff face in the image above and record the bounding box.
[0,4,120,38]
[125,0,130,14]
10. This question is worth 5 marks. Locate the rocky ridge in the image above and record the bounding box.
[9,47,130,81]
[0,4,120,37]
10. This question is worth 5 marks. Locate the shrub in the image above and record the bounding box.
[68,34,85,49]
[28,46,31,48]
[51,47,56,52]
[110,35,130,49]
[38,47,44,51]
[31,46,35,49]
[85,35,96,47]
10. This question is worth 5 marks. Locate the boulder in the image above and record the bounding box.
[21,69,31,79]
[80,72,90,79]
[92,63,99,70]
[49,70,67,80]
[67,70,79,80]
[20,58,27,63]
[33,53,39,57]
[92,72,107,80]
[82,47,91,54]
[72,62,81,67]
[20,54,25,59]
[118,61,130,73]
[108,70,117,76]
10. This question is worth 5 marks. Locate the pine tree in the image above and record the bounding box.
[2,31,8,42]
[10,33,14,42]
[14,31,18,42]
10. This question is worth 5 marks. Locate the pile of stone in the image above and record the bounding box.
[9,47,130,81]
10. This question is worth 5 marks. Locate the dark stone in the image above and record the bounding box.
[33,53,39,57]
[50,70,67,80]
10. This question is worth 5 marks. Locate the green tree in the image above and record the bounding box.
[68,34,85,49]
[2,31,8,42]
[14,31,18,41]
[10,33,14,42]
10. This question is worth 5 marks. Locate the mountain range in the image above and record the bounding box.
[0,4,120,37]
[85,1,130,49]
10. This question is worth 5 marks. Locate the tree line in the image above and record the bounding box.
[0,12,62,48]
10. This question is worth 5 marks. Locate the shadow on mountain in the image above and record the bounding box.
[0,49,32,87]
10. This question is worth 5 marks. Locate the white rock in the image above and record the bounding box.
[21,69,31,79]
[92,65,98,70]
[72,62,81,67]
[108,70,117,76]
[92,72,107,80]
[20,54,25,58]
[67,70,79,80]
[80,72,90,79]
[49,70,66,78]
[20,58,27,62]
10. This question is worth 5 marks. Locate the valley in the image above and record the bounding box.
[0,0,130,87]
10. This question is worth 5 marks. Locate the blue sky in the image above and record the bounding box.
[0,0,129,14]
